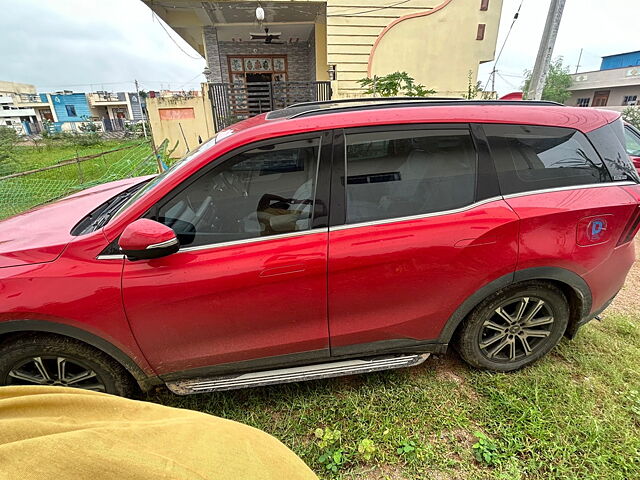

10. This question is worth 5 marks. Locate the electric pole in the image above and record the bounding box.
[528,0,566,100]
[491,67,496,94]
[134,79,148,139]
[575,48,583,74]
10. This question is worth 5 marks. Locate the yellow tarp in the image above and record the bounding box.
[0,386,318,480]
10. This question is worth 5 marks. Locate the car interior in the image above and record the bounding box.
[345,130,477,223]
[155,138,320,247]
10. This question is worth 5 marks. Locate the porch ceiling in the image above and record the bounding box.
[142,1,325,56]
[216,23,314,42]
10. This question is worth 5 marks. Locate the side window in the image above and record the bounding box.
[484,124,612,195]
[625,126,640,156]
[154,137,320,248]
[345,129,477,224]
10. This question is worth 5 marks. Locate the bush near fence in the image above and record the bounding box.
[0,140,166,220]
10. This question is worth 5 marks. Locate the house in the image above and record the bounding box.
[0,81,146,134]
[86,91,145,131]
[567,50,640,111]
[143,0,503,155]
[0,81,55,134]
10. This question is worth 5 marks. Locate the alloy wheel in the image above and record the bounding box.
[478,296,555,362]
[7,356,106,391]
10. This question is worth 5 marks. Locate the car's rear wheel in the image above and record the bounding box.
[0,334,136,397]
[456,282,569,371]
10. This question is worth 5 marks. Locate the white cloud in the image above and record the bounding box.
[0,0,205,93]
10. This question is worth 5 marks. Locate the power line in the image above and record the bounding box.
[175,73,205,90]
[484,0,525,91]
[496,72,519,89]
[151,11,202,60]
[35,79,203,91]
[327,0,413,17]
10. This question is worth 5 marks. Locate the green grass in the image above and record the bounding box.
[146,313,640,479]
[7,139,142,173]
[0,139,157,219]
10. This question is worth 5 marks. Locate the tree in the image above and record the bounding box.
[522,57,572,103]
[463,70,493,99]
[358,72,436,97]
[623,106,640,130]
[0,126,19,163]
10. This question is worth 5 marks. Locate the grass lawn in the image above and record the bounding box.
[147,249,640,479]
[6,139,143,173]
[0,139,156,219]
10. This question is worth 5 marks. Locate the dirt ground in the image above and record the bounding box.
[608,237,640,315]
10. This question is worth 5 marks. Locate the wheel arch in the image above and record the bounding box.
[0,320,161,391]
[438,267,592,344]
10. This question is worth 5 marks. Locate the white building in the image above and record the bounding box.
[0,81,53,134]
[567,50,640,112]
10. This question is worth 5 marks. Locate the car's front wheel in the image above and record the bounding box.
[456,282,569,371]
[0,334,135,396]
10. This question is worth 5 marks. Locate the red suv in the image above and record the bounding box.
[1,99,639,397]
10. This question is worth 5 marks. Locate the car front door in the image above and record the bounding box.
[122,132,332,376]
[327,125,520,355]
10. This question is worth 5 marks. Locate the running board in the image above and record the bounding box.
[166,354,430,395]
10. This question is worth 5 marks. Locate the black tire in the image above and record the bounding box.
[0,334,136,397]
[456,282,569,372]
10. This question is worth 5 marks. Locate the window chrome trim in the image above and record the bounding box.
[96,254,125,261]
[330,196,504,232]
[501,181,636,200]
[177,228,328,254]
[96,229,328,260]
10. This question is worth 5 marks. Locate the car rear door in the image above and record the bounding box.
[121,132,332,376]
[327,124,520,355]
[483,122,639,311]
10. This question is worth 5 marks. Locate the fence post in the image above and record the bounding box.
[75,157,84,184]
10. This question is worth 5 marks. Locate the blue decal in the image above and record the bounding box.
[588,219,606,241]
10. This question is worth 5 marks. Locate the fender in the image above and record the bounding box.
[437,267,592,344]
[0,320,161,390]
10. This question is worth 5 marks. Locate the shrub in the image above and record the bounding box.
[623,106,640,130]
[0,126,19,168]
[358,71,436,97]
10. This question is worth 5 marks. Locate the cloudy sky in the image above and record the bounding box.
[1,0,638,95]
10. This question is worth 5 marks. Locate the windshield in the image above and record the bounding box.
[111,131,234,220]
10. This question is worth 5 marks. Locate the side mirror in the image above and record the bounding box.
[119,219,179,260]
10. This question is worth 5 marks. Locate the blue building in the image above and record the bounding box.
[600,50,640,71]
[49,92,92,122]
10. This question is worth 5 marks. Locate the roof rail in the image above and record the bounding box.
[281,98,564,120]
[287,96,465,108]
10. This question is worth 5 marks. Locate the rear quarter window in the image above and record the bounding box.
[587,120,640,182]
[484,124,612,195]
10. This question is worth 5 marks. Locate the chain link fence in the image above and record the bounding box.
[0,140,167,220]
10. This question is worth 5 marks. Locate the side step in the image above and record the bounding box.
[166,354,430,395]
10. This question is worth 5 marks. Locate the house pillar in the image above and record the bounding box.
[203,26,224,83]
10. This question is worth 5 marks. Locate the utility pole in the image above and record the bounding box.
[134,79,148,139]
[575,48,583,74]
[491,67,496,95]
[528,0,566,100]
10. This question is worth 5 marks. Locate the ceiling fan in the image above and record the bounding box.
[249,27,283,44]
